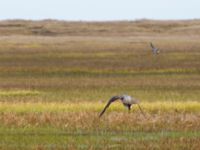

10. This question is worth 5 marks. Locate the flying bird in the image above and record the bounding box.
[99,95,146,118]
[150,42,160,54]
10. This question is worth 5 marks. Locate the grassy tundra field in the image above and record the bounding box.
[0,19,200,149]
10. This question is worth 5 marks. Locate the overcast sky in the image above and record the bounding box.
[0,0,199,20]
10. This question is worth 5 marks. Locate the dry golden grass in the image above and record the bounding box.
[1,111,200,132]
[0,101,199,132]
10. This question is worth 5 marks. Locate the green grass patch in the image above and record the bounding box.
[0,101,199,113]
[0,127,200,149]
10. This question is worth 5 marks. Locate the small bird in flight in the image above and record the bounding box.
[99,95,146,118]
[150,42,160,54]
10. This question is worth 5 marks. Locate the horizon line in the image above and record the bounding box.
[0,18,200,22]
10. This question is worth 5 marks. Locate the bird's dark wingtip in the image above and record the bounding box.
[99,113,102,118]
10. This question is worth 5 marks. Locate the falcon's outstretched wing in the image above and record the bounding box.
[150,42,155,49]
[99,96,121,117]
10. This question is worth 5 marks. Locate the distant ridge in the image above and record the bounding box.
[0,19,200,36]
